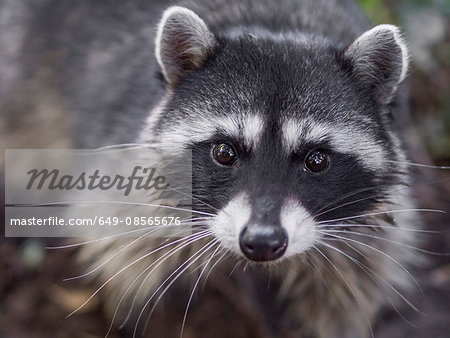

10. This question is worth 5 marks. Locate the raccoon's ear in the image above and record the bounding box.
[342,24,409,105]
[155,6,216,85]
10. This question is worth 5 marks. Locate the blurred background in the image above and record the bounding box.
[358,1,450,337]
[360,0,450,165]
[0,0,449,337]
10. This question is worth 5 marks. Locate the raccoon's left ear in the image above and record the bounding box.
[155,6,216,86]
[342,24,409,105]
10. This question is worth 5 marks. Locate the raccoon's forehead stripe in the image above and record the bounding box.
[282,119,329,149]
[156,113,265,149]
[282,118,386,169]
[215,114,265,148]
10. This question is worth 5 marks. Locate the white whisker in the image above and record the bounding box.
[317,208,445,225]
[18,200,216,217]
[319,232,423,293]
[104,231,211,336]
[386,160,450,170]
[46,220,209,250]
[312,244,374,338]
[180,244,221,338]
[166,186,227,216]
[65,227,196,282]
[320,229,449,256]
[317,240,421,314]
[66,230,212,318]
[135,239,218,338]
[118,231,212,329]
[317,223,442,234]
[310,186,382,220]
[202,248,227,291]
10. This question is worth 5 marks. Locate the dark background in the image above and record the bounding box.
[0,1,449,337]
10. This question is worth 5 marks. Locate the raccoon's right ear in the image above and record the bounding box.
[155,6,216,86]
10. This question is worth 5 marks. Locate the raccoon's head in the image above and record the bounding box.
[145,7,409,262]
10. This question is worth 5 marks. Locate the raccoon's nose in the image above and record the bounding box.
[239,225,288,261]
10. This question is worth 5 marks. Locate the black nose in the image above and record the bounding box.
[239,225,288,261]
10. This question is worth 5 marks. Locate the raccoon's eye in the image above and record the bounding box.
[212,143,237,166]
[304,150,329,173]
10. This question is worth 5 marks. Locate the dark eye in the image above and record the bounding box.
[212,143,237,166]
[304,150,329,173]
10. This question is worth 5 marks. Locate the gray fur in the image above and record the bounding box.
[156,6,216,85]
[0,1,421,337]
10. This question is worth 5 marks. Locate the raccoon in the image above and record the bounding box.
[2,0,423,337]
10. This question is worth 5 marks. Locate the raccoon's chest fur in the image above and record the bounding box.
[9,0,421,337]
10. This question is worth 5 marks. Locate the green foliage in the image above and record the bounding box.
[358,0,394,23]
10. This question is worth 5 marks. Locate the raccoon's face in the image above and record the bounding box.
[145,7,408,262]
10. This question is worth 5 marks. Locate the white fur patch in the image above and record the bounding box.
[282,118,328,150]
[281,118,386,170]
[152,113,265,152]
[209,192,252,253]
[216,114,265,148]
[280,198,317,258]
